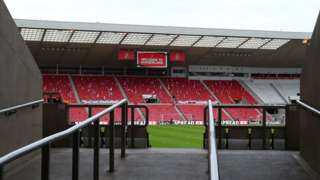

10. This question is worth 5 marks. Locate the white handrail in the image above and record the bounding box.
[0,99,43,114]
[295,100,320,116]
[208,100,220,180]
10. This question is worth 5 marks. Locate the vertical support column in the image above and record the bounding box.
[109,110,115,172]
[93,118,100,180]
[144,106,150,147]
[262,108,267,150]
[88,107,93,147]
[284,105,288,150]
[121,103,127,158]
[41,144,50,180]
[72,131,80,180]
[131,107,135,148]
[203,107,208,149]
[218,107,222,149]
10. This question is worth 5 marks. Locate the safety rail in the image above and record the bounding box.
[203,104,287,150]
[0,99,128,180]
[0,99,43,115]
[207,100,220,180]
[293,99,320,116]
[67,104,149,148]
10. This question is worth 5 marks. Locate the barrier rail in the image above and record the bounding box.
[0,99,128,180]
[0,99,43,115]
[207,100,220,180]
[67,104,149,148]
[203,104,287,150]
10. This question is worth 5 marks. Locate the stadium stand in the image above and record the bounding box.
[162,77,213,101]
[204,80,260,122]
[43,75,77,103]
[43,75,88,123]
[42,75,296,123]
[72,75,123,101]
[243,80,285,104]
[272,80,300,103]
[118,76,172,104]
[146,104,182,123]
[177,105,230,122]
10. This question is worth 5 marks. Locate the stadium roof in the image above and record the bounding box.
[15,19,311,50]
[14,19,312,68]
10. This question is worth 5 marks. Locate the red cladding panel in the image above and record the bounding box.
[137,51,167,68]
[118,50,135,60]
[170,51,186,62]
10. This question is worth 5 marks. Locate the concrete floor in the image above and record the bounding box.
[218,150,314,180]
[5,148,316,180]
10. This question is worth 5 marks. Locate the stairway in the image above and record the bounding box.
[158,78,187,121]
[68,75,81,103]
[200,80,234,121]
[113,75,146,122]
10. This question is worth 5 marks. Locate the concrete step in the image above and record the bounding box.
[5,149,316,180]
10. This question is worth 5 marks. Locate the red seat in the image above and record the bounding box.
[204,80,260,122]
[118,77,171,104]
[73,75,123,101]
[162,77,213,101]
[177,105,231,122]
[43,75,87,123]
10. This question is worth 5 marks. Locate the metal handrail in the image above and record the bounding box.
[0,99,43,115]
[295,99,320,116]
[0,99,128,180]
[207,100,220,180]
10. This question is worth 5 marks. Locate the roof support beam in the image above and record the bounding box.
[167,35,180,47]
[235,38,250,48]
[118,33,129,45]
[143,34,154,45]
[258,39,273,49]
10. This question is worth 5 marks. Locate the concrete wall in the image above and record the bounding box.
[0,0,42,177]
[300,12,320,175]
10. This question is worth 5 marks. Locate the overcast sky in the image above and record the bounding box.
[4,0,320,32]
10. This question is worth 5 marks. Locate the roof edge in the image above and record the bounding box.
[14,19,312,39]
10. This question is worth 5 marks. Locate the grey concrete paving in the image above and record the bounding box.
[6,148,208,180]
[5,149,316,180]
[218,150,313,180]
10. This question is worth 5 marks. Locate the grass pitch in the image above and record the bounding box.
[147,125,205,148]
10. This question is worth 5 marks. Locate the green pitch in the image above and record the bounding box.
[147,125,205,148]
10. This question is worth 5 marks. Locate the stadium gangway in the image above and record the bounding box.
[207,100,220,180]
[0,99,129,180]
[0,99,43,115]
[203,103,287,150]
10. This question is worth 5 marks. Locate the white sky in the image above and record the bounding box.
[4,0,320,32]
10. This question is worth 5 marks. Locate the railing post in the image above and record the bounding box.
[284,105,288,150]
[93,119,100,180]
[218,107,222,149]
[72,131,80,180]
[88,107,93,147]
[262,108,267,150]
[109,110,115,172]
[41,144,50,180]
[131,107,135,148]
[121,103,127,158]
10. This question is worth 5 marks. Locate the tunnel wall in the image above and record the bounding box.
[0,0,42,178]
[300,12,320,175]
